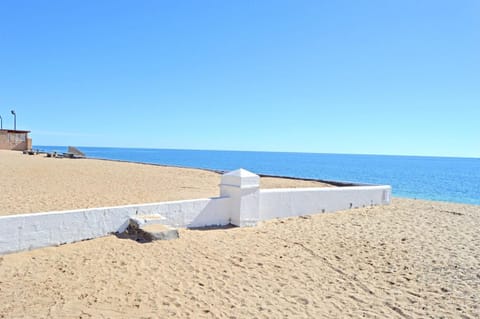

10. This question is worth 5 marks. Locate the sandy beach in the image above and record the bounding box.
[1,150,479,318]
[0,150,331,216]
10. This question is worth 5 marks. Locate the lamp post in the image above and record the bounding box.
[11,110,16,130]
[0,115,2,129]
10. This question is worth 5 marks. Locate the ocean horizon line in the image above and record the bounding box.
[33,145,479,160]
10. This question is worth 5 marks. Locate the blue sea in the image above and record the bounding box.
[36,146,480,206]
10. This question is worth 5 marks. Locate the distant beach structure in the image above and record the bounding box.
[64,146,86,158]
[0,129,32,151]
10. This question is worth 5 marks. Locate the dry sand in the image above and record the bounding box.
[0,150,331,216]
[1,150,479,318]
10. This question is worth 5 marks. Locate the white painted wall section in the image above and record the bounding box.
[259,186,391,221]
[0,197,231,255]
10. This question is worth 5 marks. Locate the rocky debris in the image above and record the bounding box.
[123,216,179,242]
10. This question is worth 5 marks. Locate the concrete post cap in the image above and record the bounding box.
[221,168,260,188]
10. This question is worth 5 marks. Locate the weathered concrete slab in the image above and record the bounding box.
[141,224,179,241]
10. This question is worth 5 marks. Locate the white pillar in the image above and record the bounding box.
[220,169,260,227]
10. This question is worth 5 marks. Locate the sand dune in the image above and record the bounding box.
[0,150,479,318]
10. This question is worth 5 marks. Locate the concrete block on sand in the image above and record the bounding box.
[140,224,179,241]
[125,217,179,241]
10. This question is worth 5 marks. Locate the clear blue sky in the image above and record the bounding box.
[1,1,479,157]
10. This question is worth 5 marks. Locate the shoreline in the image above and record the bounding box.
[38,153,480,206]
[31,147,480,205]
[88,157,480,206]
[3,149,478,211]
[92,156,364,187]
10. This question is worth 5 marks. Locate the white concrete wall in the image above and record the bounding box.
[0,169,392,255]
[0,197,230,255]
[259,186,391,220]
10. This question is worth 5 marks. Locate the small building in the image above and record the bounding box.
[0,129,32,151]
